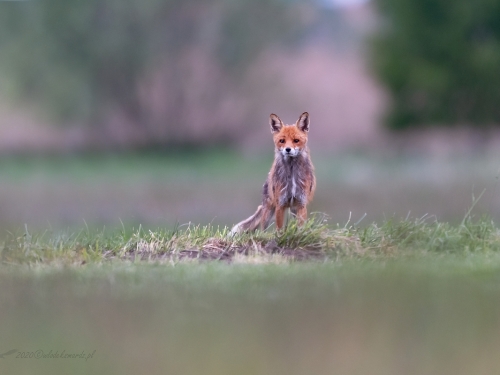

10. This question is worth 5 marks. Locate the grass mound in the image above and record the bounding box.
[2,213,500,266]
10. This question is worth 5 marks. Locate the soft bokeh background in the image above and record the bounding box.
[1,0,500,230]
[2,3,500,375]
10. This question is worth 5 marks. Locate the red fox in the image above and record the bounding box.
[231,112,316,234]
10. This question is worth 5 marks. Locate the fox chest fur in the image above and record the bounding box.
[265,152,315,208]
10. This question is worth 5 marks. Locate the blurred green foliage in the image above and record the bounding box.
[0,0,303,145]
[372,0,500,130]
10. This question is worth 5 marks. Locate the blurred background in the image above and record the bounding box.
[1,0,500,230]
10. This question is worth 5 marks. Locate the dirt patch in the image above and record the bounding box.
[114,237,332,263]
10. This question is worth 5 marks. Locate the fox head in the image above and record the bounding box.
[270,112,310,158]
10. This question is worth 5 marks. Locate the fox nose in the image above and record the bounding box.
[285,147,291,153]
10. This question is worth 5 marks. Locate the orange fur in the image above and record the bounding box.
[231,112,316,234]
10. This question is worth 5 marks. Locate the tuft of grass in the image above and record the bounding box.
[357,214,500,258]
[2,213,500,266]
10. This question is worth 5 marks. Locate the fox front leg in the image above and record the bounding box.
[275,206,286,230]
[295,206,307,226]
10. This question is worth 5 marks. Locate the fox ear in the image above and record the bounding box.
[297,112,310,132]
[270,114,283,133]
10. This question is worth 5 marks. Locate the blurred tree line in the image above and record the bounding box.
[373,0,500,130]
[0,0,311,149]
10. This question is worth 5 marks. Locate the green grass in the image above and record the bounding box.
[2,213,500,266]
[1,217,500,374]
[1,255,500,375]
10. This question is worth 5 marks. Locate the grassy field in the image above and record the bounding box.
[1,252,500,374]
[1,151,500,374]
[0,215,500,374]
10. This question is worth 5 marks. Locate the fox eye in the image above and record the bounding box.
[293,139,300,143]
[279,139,285,144]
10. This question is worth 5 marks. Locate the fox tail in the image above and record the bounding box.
[230,205,267,235]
